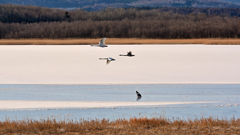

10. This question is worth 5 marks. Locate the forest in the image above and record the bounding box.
[1,4,240,39]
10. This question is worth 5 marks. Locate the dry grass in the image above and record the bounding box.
[1,38,240,45]
[1,117,240,134]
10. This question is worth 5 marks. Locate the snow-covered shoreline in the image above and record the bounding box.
[0,100,216,110]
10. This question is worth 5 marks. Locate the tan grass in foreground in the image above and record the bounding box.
[1,117,240,134]
[1,38,240,45]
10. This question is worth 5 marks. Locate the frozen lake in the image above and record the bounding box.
[0,84,240,121]
[0,45,240,121]
[0,45,240,84]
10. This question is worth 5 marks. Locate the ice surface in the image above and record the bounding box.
[0,45,240,84]
[0,45,240,121]
[0,84,240,121]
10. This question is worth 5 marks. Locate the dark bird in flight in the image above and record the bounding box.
[99,57,115,64]
[120,51,135,57]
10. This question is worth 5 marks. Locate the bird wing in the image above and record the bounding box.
[100,38,106,45]
[109,57,115,60]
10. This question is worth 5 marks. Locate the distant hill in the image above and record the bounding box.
[221,0,240,4]
[1,0,240,10]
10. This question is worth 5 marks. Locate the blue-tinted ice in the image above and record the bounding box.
[0,84,240,121]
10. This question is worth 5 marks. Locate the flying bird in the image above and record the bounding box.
[120,51,135,57]
[99,57,115,64]
[91,38,108,47]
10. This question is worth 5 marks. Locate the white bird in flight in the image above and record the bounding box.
[99,57,115,64]
[91,38,108,47]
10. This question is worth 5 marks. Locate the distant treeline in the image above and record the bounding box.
[1,4,240,39]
